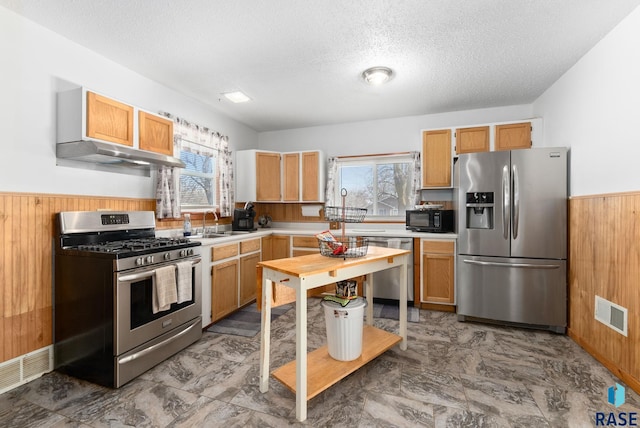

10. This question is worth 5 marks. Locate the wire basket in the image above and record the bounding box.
[324,206,367,223]
[318,236,369,258]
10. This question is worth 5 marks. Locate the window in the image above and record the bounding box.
[179,149,216,210]
[333,154,415,218]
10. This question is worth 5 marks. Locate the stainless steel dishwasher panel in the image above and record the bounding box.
[364,237,414,302]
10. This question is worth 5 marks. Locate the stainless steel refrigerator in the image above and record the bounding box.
[456,147,567,333]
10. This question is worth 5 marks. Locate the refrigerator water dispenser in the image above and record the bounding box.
[465,192,494,229]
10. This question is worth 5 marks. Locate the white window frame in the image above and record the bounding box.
[178,142,218,212]
[333,153,414,221]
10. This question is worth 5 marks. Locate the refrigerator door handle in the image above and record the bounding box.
[502,165,510,240]
[512,163,520,239]
[463,259,560,269]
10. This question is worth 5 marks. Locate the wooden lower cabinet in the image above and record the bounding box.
[262,235,290,261]
[211,259,239,321]
[211,238,261,322]
[240,252,260,306]
[420,239,455,306]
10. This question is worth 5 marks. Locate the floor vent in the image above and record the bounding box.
[0,346,53,394]
[595,295,628,337]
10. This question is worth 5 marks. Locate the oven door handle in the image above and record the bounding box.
[118,257,202,282]
[117,319,201,364]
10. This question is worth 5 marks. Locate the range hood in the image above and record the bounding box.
[56,140,185,168]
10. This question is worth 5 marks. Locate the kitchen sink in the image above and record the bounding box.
[196,230,253,239]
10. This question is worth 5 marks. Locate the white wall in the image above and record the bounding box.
[0,6,258,199]
[533,6,640,197]
[258,105,534,156]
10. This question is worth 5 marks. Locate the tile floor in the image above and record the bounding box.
[1,300,639,427]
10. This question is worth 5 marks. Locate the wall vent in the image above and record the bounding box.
[0,346,53,394]
[595,295,628,337]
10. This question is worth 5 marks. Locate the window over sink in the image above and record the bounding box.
[179,147,217,210]
[162,114,233,216]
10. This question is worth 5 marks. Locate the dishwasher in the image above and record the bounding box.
[363,237,414,304]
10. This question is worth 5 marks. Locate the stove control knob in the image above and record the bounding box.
[179,250,186,257]
[164,253,171,260]
[136,257,144,266]
[146,255,153,264]
[187,249,193,256]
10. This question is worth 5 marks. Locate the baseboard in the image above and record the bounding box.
[419,303,456,313]
[0,346,53,394]
[568,328,640,395]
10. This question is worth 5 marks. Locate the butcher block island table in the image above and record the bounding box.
[258,246,410,422]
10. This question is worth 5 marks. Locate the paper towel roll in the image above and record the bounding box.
[301,205,323,217]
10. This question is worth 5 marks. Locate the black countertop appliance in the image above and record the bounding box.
[233,202,257,231]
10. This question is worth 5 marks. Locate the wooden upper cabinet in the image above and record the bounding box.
[455,126,489,154]
[301,151,320,201]
[495,122,532,151]
[422,129,452,188]
[86,91,134,147]
[256,152,282,201]
[283,153,300,201]
[138,111,174,155]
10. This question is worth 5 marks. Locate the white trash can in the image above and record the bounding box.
[321,297,367,361]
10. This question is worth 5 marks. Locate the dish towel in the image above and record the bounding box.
[175,261,193,304]
[153,265,177,314]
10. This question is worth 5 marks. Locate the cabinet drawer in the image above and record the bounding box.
[422,240,455,254]
[292,249,319,257]
[240,238,261,254]
[211,243,238,261]
[292,236,318,248]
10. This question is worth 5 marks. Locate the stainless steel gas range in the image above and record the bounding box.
[54,210,202,388]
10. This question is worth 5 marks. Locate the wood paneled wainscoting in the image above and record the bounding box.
[568,191,640,394]
[0,192,157,364]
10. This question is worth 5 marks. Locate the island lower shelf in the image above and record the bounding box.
[271,325,401,400]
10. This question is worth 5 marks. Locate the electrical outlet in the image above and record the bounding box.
[329,221,340,230]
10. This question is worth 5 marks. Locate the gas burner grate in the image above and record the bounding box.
[77,237,194,253]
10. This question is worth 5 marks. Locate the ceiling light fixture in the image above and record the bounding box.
[362,66,393,85]
[222,91,251,103]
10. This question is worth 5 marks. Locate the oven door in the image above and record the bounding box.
[115,255,202,355]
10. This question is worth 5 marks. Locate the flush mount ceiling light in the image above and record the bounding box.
[362,66,393,85]
[222,91,251,103]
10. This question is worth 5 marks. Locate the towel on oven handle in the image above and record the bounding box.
[176,261,192,304]
[153,265,178,314]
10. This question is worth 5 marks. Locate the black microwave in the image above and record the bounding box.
[406,209,454,233]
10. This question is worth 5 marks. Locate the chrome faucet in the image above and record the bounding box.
[203,210,219,234]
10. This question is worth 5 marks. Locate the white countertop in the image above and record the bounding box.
[177,224,457,246]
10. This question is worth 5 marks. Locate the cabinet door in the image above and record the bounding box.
[261,235,291,261]
[301,151,320,201]
[456,126,489,154]
[422,129,452,188]
[283,153,300,201]
[256,152,281,201]
[421,240,455,304]
[86,91,134,147]
[495,122,531,151]
[139,111,174,155]
[257,235,293,310]
[211,259,239,321]
[240,252,260,306]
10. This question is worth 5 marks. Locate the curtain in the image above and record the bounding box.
[156,112,233,218]
[410,151,421,205]
[324,156,338,206]
[156,166,180,218]
[217,136,234,217]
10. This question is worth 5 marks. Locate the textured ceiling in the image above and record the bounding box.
[2,0,640,132]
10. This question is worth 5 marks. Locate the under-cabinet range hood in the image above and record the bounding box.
[56,140,185,168]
